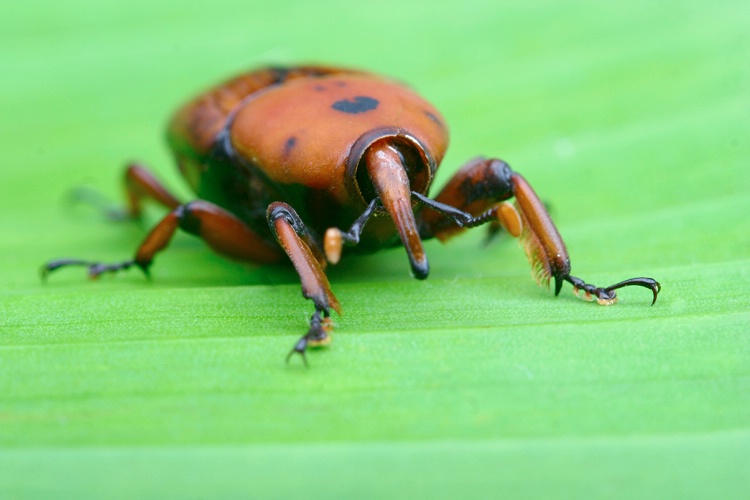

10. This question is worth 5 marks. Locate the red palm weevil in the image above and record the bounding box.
[44,65,661,363]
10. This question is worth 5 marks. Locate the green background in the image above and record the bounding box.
[2,0,749,498]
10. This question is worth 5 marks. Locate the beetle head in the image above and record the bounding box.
[347,129,436,204]
[363,140,430,279]
[343,130,440,279]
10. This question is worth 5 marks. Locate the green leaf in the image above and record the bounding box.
[2,1,748,498]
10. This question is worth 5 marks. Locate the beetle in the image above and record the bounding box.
[44,65,661,364]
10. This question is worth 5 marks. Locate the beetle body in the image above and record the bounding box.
[167,67,446,255]
[45,65,661,363]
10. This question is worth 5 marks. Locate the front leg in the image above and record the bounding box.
[267,202,342,365]
[418,157,661,305]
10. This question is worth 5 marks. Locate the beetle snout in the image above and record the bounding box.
[364,143,429,280]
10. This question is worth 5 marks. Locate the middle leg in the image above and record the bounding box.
[43,200,282,279]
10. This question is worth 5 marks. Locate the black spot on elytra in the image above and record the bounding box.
[424,110,445,129]
[331,96,379,114]
[283,136,297,156]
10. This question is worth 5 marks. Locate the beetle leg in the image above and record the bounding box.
[416,157,661,305]
[43,200,281,279]
[69,163,183,221]
[122,163,183,218]
[267,202,342,364]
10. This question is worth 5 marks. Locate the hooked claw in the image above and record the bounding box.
[564,275,661,306]
[603,277,661,306]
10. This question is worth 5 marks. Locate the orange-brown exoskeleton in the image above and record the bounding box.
[44,65,661,364]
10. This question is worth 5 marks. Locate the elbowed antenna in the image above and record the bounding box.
[364,143,429,279]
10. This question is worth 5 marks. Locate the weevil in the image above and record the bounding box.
[44,65,661,363]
